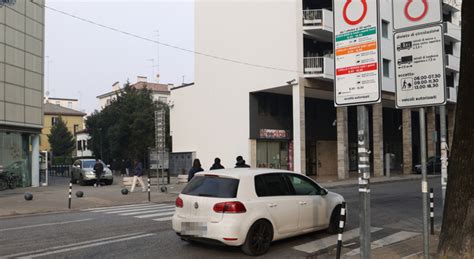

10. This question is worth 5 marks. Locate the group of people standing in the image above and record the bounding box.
[187,155,250,182]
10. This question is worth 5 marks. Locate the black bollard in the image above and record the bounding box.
[121,188,129,195]
[24,193,33,201]
[336,202,346,259]
[76,191,84,198]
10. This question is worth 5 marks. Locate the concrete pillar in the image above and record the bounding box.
[448,106,456,148]
[292,83,306,174]
[31,134,40,187]
[372,103,384,177]
[427,107,436,158]
[337,107,349,179]
[249,139,257,168]
[402,109,413,174]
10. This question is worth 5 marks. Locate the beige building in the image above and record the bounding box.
[97,76,172,110]
[45,97,79,111]
[41,103,86,152]
[0,0,45,187]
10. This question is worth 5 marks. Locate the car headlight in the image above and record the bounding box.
[105,170,112,175]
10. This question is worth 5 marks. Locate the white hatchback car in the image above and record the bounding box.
[172,168,345,256]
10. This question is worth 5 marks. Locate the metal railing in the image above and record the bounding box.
[303,9,323,26]
[48,165,72,178]
[304,57,325,74]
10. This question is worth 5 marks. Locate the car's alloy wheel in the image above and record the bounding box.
[242,220,273,256]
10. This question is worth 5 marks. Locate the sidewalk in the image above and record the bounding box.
[0,174,437,218]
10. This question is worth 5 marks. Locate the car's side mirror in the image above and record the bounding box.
[107,164,111,168]
[321,189,328,196]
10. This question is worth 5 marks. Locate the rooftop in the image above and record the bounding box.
[44,103,87,117]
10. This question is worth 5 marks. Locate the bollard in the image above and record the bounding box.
[147,178,151,202]
[68,181,72,209]
[430,188,434,235]
[336,202,346,259]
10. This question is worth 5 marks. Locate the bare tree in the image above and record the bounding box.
[438,1,474,257]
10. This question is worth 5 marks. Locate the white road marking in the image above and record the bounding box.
[402,251,423,259]
[344,231,421,256]
[103,205,174,214]
[0,218,93,232]
[83,203,155,211]
[4,232,147,258]
[292,227,382,254]
[153,216,173,222]
[119,208,175,216]
[24,233,156,258]
[87,204,171,213]
[135,211,175,219]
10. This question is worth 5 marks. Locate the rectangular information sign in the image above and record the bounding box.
[394,25,446,108]
[333,0,381,107]
[392,0,442,31]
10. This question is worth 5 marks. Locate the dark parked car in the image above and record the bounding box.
[414,156,441,174]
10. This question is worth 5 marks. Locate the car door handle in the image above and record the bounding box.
[299,201,307,205]
[268,203,277,208]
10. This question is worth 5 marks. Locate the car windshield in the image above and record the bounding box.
[82,160,96,168]
[182,175,239,198]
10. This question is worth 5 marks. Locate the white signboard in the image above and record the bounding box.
[393,0,442,31]
[394,25,446,108]
[333,0,381,106]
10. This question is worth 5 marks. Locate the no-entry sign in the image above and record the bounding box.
[393,0,442,31]
[333,0,381,107]
[394,25,446,108]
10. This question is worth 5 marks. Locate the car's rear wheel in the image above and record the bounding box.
[241,220,273,256]
[327,205,342,234]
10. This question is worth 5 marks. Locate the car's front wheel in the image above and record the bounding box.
[104,179,113,185]
[241,220,273,256]
[327,205,342,234]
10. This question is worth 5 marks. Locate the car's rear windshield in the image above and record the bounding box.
[182,175,239,198]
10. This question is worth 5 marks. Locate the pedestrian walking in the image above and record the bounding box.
[120,159,126,176]
[210,157,224,170]
[188,159,204,182]
[125,159,132,176]
[235,156,250,168]
[93,158,104,187]
[130,159,146,192]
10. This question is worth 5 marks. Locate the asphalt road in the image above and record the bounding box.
[0,177,442,258]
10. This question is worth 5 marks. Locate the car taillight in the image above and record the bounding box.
[213,201,246,213]
[176,197,183,208]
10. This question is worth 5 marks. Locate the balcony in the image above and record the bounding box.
[303,9,333,42]
[443,0,461,12]
[304,56,334,80]
[445,54,460,73]
[447,87,457,103]
[444,22,461,42]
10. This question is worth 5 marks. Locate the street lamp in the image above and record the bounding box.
[98,127,103,160]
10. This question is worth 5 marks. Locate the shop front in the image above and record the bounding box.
[256,129,292,170]
[0,131,32,188]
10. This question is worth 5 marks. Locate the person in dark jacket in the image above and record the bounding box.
[210,157,224,170]
[188,159,204,182]
[93,158,104,188]
[130,159,146,192]
[235,156,250,168]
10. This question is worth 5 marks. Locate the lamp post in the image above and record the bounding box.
[98,127,103,160]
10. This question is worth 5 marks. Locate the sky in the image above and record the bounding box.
[45,0,194,114]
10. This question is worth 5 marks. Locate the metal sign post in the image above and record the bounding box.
[154,109,167,193]
[392,1,444,258]
[440,105,447,205]
[333,1,381,257]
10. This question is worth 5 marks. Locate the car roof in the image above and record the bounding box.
[194,168,295,179]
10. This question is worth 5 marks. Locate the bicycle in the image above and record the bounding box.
[0,172,20,191]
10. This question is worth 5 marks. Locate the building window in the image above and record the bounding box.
[56,101,60,105]
[383,59,390,78]
[77,140,82,151]
[68,102,73,108]
[51,117,58,126]
[382,20,389,39]
[73,125,79,134]
[158,97,167,103]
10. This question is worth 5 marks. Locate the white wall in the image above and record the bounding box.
[171,0,302,169]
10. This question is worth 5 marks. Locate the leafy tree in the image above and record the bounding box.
[86,83,171,164]
[47,116,76,157]
[438,1,474,257]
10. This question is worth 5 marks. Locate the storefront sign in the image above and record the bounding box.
[259,129,290,139]
[333,0,381,106]
[392,0,442,31]
[0,0,16,7]
[394,25,446,108]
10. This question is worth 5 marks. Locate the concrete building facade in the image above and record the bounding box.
[170,0,461,178]
[0,0,45,187]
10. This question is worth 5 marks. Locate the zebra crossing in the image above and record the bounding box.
[292,227,421,257]
[83,203,175,222]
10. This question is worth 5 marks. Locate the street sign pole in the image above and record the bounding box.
[419,108,429,259]
[357,105,371,259]
[439,105,447,205]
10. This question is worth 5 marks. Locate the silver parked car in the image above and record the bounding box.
[71,159,113,186]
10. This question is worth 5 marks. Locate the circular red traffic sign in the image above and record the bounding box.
[404,0,429,22]
[343,0,368,26]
